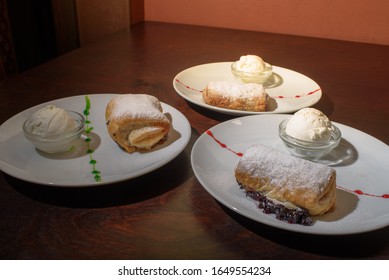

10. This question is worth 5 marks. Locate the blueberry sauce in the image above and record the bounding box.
[241,185,313,226]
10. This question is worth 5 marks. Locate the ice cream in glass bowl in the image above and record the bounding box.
[23,105,85,153]
[231,55,273,84]
[279,108,341,160]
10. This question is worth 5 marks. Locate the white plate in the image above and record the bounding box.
[0,94,191,187]
[173,62,322,115]
[191,114,389,235]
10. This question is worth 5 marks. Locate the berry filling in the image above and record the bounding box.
[242,187,313,226]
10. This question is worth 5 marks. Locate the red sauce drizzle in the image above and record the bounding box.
[206,130,243,157]
[175,79,321,99]
[175,79,203,92]
[272,88,321,99]
[337,186,389,199]
[206,129,389,199]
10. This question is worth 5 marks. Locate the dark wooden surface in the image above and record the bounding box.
[1,22,389,260]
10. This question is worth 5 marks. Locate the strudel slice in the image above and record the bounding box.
[235,144,336,225]
[105,94,170,153]
[202,81,269,111]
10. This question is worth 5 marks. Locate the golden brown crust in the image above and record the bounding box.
[202,81,269,111]
[105,94,170,153]
[235,144,336,215]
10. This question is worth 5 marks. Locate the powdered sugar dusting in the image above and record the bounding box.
[108,94,167,121]
[236,144,334,194]
[208,81,266,98]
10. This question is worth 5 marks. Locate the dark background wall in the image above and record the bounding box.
[6,0,57,71]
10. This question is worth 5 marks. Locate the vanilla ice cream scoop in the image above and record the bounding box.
[25,105,77,136]
[235,55,266,72]
[285,108,333,142]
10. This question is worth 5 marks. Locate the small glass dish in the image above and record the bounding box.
[23,110,85,153]
[278,119,342,161]
[231,61,273,84]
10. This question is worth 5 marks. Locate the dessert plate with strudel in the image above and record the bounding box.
[0,94,191,186]
[191,114,389,234]
[173,62,322,115]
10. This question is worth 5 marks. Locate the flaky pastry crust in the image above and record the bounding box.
[202,81,269,111]
[105,94,170,153]
[235,144,336,216]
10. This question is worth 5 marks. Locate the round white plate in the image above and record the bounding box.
[173,62,322,115]
[0,94,191,186]
[191,114,389,235]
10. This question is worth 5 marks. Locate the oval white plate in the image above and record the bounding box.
[191,114,389,235]
[0,94,191,186]
[173,62,322,115]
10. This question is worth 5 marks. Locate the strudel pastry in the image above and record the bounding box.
[105,94,170,153]
[202,81,269,112]
[235,144,336,225]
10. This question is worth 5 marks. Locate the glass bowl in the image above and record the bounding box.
[231,61,273,84]
[23,110,85,153]
[278,118,342,161]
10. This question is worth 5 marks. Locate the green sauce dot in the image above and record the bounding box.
[84,95,102,183]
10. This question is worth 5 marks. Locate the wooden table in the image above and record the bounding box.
[1,22,389,259]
